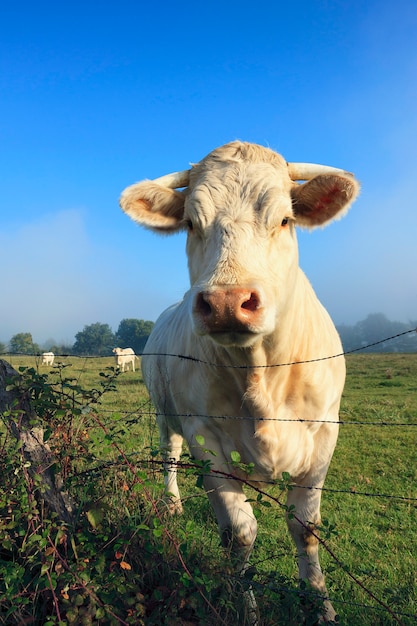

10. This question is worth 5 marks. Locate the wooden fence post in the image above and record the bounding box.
[0,359,75,524]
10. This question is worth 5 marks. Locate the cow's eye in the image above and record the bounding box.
[186,219,194,231]
[281,217,289,227]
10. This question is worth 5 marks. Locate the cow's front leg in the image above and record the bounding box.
[203,474,259,625]
[157,416,184,514]
[204,474,257,558]
[286,482,337,623]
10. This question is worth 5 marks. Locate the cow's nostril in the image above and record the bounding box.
[241,293,259,312]
[195,292,212,317]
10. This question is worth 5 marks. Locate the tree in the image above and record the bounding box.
[72,323,115,356]
[0,341,6,355]
[9,332,40,355]
[49,343,74,356]
[337,314,417,353]
[115,318,154,354]
[355,313,411,352]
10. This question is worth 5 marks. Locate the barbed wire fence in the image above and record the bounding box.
[1,327,416,624]
[1,324,416,364]
[72,446,417,625]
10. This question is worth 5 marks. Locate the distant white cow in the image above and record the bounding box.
[112,347,137,372]
[41,352,55,366]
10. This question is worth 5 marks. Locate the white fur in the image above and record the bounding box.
[41,352,54,366]
[112,347,137,372]
[121,142,360,622]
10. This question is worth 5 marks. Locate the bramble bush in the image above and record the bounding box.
[0,363,331,625]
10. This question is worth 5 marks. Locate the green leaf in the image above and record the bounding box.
[40,563,49,576]
[43,427,52,442]
[195,435,205,446]
[230,450,241,463]
[86,504,105,529]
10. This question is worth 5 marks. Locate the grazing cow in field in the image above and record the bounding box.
[120,141,360,623]
[41,352,54,366]
[112,347,137,372]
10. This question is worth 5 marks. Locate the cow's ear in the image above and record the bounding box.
[291,174,360,229]
[120,181,186,233]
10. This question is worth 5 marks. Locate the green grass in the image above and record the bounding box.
[1,353,416,625]
[322,353,417,624]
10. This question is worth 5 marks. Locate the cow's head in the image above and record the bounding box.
[121,142,359,347]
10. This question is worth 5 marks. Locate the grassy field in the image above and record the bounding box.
[1,352,416,625]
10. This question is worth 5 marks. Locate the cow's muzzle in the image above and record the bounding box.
[193,287,264,340]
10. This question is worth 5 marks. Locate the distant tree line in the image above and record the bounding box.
[1,313,416,357]
[0,319,155,357]
[337,313,417,353]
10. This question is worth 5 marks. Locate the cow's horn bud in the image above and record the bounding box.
[153,170,190,189]
[287,162,352,181]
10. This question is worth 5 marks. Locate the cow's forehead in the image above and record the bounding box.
[189,142,289,186]
[186,159,292,225]
[184,143,293,226]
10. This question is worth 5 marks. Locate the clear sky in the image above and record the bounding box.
[1,0,416,345]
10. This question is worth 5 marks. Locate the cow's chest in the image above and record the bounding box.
[185,371,320,482]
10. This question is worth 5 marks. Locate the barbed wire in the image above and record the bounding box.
[83,432,412,626]
[74,454,417,504]
[2,335,416,624]
[138,327,417,369]
[0,327,416,367]
[2,332,415,434]
[3,343,414,431]
[97,406,417,427]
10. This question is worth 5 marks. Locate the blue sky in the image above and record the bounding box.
[1,0,416,345]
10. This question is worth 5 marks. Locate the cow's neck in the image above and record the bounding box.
[206,270,335,430]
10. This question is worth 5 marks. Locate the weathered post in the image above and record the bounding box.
[0,359,75,524]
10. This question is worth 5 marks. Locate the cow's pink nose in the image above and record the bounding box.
[194,288,262,332]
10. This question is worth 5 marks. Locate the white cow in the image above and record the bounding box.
[120,141,360,623]
[41,352,54,366]
[112,347,137,372]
